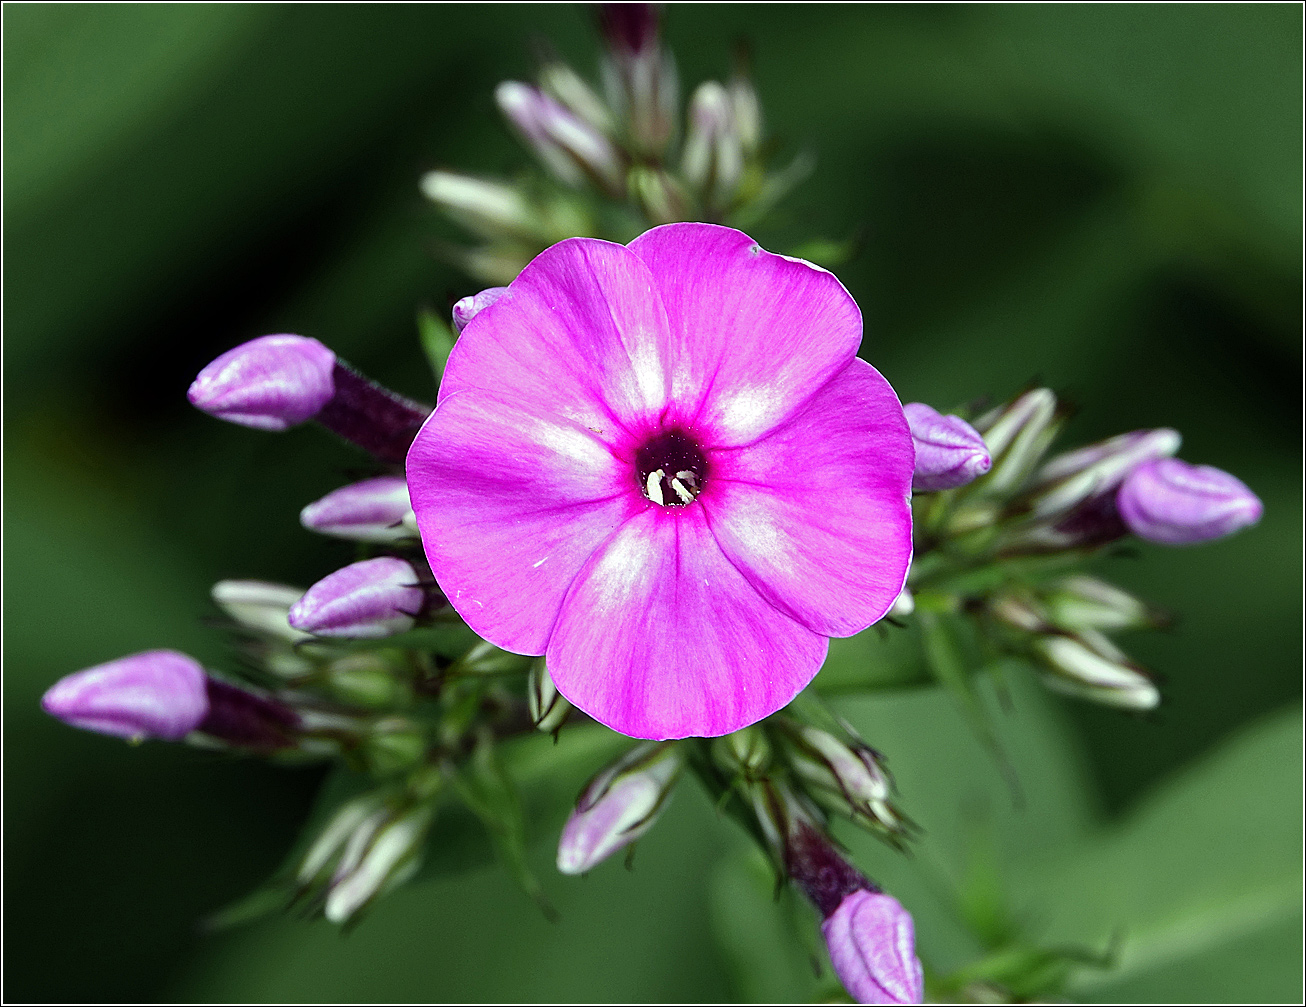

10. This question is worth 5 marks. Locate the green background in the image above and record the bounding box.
[4,4,1300,1002]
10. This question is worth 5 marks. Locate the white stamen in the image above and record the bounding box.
[675,470,699,488]
[670,477,693,504]
[645,469,665,506]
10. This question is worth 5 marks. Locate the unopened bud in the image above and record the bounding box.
[288,557,427,639]
[451,286,509,335]
[1117,458,1262,545]
[823,888,926,1005]
[628,165,689,225]
[300,476,415,543]
[727,72,762,155]
[784,724,906,835]
[1043,575,1155,632]
[599,3,677,154]
[324,654,409,708]
[324,805,433,923]
[557,741,681,874]
[188,335,336,431]
[903,403,992,491]
[887,587,915,620]
[212,580,310,642]
[978,389,1060,493]
[714,725,771,778]
[528,660,571,734]
[298,794,386,886]
[681,81,744,211]
[538,60,614,135]
[1034,632,1159,710]
[42,650,208,741]
[420,170,542,242]
[496,82,624,195]
[1029,428,1181,521]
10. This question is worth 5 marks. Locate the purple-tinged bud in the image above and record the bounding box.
[212,580,310,642]
[1029,428,1181,520]
[42,650,209,741]
[288,557,427,639]
[681,81,744,211]
[188,335,336,431]
[538,60,614,136]
[598,3,677,155]
[1117,458,1263,545]
[324,804,432,923]
[198,679,299,750]
[451,287,509,335]
[823,888,926,1005]
[557,741,681,874]
[903,403,992,491]
[300,476,416,543]
[1034,632,1159,710]
[420,171,543,243]
[495,82,624,195]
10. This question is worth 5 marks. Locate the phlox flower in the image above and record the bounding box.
[406,223,913,739]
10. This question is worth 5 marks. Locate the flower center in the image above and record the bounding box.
[636,431,707,507]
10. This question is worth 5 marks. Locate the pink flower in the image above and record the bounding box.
[823,889,925,1004]
[406,223,913,739]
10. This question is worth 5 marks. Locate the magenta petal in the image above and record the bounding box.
[627,222,862,445]
[823,890,925,1005]
[438,237,673,438]
[407,389,641,655]
[705,358,914,637]
[546,506,828,740]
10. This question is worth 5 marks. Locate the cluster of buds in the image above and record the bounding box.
[901,388,1261,712]
[421,4,797,285]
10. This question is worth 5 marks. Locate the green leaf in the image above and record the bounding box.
[1011,705,1303,1003]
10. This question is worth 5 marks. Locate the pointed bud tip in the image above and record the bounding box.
[822,889,925,1005]
[288,557,424,639]
[904,403,992,491]
[1118,457,1263,545]
[451,287,509,335]
[188,335,336,430]
[42,650,209,741]
[300,477,415,543]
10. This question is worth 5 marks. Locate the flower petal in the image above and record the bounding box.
[547,506,828,740]
[627,222,862,445]
[407,389,641,655]
[439,237,673,441]
[704,358,914,638]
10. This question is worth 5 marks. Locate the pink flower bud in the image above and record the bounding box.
[42,650,208,741]
[903,403,991,491]
[188,334,336,430]
[451,287,509,335]
[1117,457,1263,545]
[557,742,681,874]
[288,557,426,639]
[822,889,925,1005]
[300,477,415,543]
[495,82,624,194]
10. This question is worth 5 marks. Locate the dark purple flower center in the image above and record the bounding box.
[636,430,707,507]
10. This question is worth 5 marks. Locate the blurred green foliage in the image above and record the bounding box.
[4,4,1300,1002]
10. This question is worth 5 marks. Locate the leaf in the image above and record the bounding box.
[1010,704,1303,1003]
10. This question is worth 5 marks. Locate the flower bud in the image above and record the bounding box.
[727,72,762,155]
[419,170,543,242]
[198,678,299,750]
[42,650,208,741]
[599,3,677,154]
[713,725,771,779]
[288,557,427,639]
[628,165,689,225]
[451,286,509,335]
[823,888,926,1005]
[887,587,915,620]
[324,804,433,923]
[785,726,904,834]
[681,81,744,211]
[1117,458,1263,545]
[557,741,681,874]
[977,388,1060,493]
[1043,575,1155,632]
[300,476,416,544]
[1034,632,1159,710]
[212,580,310,642]
[298,794,385,886]
[188,335,336,431]
[1029,428,1181,521]
[903,403,992,491]
[538,59,614,136]
[528,660,571,734]
[496,82,624,195]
